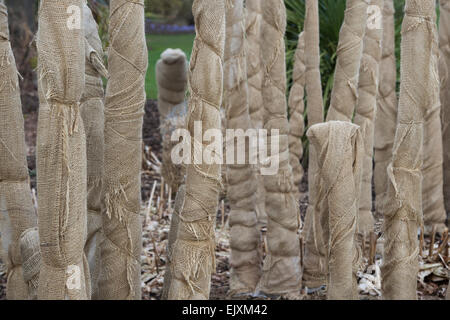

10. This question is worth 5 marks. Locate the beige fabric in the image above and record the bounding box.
[245,0,266,227]
[307,121,363,300]
[98,0,147,300]
[440,0,450,227]
[225,0,262,296]
[302,0,327,289]
[81,3,107,300]
[0,2,38,299]
[374,0,397,219]
[167,0,225,300]
[382,0,438,300]
[20,228,41,300]
[326,0,369,122]
[354,0,384,235]
[421,1,446,234]
[156,49,187,193]
[36,0,90,300]
[288,32,305,191]
[256,0,301,295]
[162,184,185,300]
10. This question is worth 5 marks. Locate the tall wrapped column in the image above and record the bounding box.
[81,3,107,299]
[326,0,369,122]
[167,0,225,300]
[245,0,266,226]
[225,0,262,296]
[354,0,384,234]
[36,0,90,299]
[307,121,363,300]
[440,0,450,225]
[98,0,147,300]
[382,0,438,300]
[0,1,38,299]
[287,32,305,192]
[374,0,397,218]
[156,49,187,193]
[257,0,302,295]
[302,0,326,288]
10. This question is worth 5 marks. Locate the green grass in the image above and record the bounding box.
[146,33,195,99]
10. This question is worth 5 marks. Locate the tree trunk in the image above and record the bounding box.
[36,0,90,299]
[225,0,262,296]
[167,0,225,300]
[256,0,301,296]
[382,0,438,300]
[0,1,38,299]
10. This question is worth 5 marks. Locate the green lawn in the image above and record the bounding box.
[146,33,195,99]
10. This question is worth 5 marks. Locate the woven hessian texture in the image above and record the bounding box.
[354,0,384,235]
[0,2,38,300]
[307,121,363,300]
[302,0,327,288]
[382,0,438,300]
[440,0,450,228]
[256,0,301,295]
[225,0,262,296]
[156,48,187,193]
[245,0,266,227]
[98,0,147,300]
[36,0,90,299]
[374,0,397,219]
[287,32,305,193]
[81,3,107,299]
[167,0,225,300]
[162,184,185,299]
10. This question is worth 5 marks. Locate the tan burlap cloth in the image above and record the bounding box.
[0,2,38,300]
[288,32,305,192]
[307,121,363,300]
[81,3,108,299]
[302,0,327,289]
[245,0,266,226]
[440,0,450,227]
[156,48,187,193]
[256,0,301,295]
[167,0,225,300]
[304,0,367,288]
[374,0,397,219]
[98,0,147,300]
[224,0,262,296]
[382,0,438,300]
[36,0,90,299]
[162,184,185,299]
[354,0,384,235]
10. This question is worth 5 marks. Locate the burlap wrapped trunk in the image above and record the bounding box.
[440,0,450,226]
[374,0,397,220]
[304,0,368,289]
[0,2,38,299]
[36,0,90,299]
[225,0,262,296]
[167,0,225,300]
[382,0,438,300]
[307,121,363,300]
[81,3,107,299]
[245,0,266,227]
[354,0,384,235]
[256,0,302,295]
[98,0,147,300]
[288,32,305,193]
[156,48,187,193]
